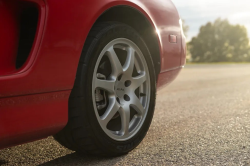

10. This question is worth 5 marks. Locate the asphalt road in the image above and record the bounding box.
[1,64,250,165]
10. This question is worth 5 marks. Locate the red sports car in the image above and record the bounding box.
[0,0,186,156]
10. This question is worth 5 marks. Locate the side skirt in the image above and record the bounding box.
[0,90,70,149]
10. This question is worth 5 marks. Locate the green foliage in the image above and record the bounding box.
[189,19,250,62]
[182,19,189,38]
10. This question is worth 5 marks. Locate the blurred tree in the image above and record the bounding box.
[189,19,250,62]
[180,19,192,62]
[182,19,189,38]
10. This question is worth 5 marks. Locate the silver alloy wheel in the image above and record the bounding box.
[92,38,150,141]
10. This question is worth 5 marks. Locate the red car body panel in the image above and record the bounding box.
[0,0,186,149]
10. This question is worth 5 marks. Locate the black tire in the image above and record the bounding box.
[54,22,156,156]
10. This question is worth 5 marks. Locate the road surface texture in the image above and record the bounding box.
[1,64,250,165]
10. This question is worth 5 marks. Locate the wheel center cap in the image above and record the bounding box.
[115,81,125,98]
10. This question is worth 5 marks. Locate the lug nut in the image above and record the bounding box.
[125,80,131,87]
[124,94,130,101]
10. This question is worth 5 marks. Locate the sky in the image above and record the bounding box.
[173,0,250,41]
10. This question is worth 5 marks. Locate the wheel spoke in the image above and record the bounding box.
[92,38,151,141]
[123,48,135,77]
[100,97,120,127]
[95,78,115,93]
[119,105,130,135]
[132,72,146,90]
[131,94,145,115]
[106,47,123,78]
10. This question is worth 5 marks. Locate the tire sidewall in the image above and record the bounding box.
[81,23,156,155]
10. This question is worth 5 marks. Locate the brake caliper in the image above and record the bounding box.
[95,73,107,110]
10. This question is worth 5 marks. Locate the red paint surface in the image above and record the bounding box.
[0,1,19,75]
[0,91,70,149]
[0,0,186,149]
[0,0,45,76]
[0,0,184,98]
[157,68,182,89]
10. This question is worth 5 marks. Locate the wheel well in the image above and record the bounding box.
[95,6,161,75]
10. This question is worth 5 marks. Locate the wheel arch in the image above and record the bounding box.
[89,5,161,75]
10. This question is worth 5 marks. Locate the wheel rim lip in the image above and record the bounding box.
[92,38,151,141]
